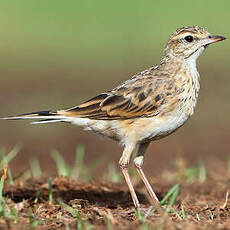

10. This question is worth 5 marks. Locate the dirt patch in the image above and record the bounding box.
[1,175,230,230]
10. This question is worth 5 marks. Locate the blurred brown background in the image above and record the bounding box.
[0,1,230,178]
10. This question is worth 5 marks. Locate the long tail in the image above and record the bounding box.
[1,110,67,124]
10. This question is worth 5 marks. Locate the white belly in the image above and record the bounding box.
[139,113,190,142]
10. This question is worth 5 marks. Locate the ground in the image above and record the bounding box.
[1,158,230,230]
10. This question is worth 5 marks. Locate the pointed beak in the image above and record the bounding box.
[208,35,226,43]
[203,35,226,47]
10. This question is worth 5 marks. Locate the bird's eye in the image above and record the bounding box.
[184,35,194,42]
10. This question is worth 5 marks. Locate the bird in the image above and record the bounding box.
[2,26,226,210]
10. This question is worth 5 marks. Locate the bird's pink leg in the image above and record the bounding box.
[120,165,140,208]
[134,142,159,208]
[119,144,140,208]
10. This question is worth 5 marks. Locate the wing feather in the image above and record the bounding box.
[2,66,180,122]
[59,76,171,119]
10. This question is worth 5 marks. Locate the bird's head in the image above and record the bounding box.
[164,26,225,61]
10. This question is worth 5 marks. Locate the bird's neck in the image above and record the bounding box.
[160,46,205,78]
[160,56,199,80]
[161,54,201,109]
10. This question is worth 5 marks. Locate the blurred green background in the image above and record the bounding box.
[0,0,229,176]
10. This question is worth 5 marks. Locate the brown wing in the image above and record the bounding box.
[58,76,171,120]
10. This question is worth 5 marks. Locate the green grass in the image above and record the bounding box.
[34,188,42,204]
[180,206,186,219]
[51,145,104,181]
[48,178,53,205]
[165,158,207,184]
[57,199,92,230]
[0,175,5,204]
[0,203,18,228]
[160,184,179,208]
[136,208,146,224]
[0,145,21,186]
[0,145,21,171]
[29,157,42,179]
[0,146,42,227]
[0,173,20,227]
[71,145,86,180]
[104,163,122,183]
[209,210,214,220]
[0,145,21,185]
[0,144,228,228]
[185,161,206,183]
[28,213,39,229]
[50,150,70,177]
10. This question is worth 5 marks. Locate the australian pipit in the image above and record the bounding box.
[3,26,226,210]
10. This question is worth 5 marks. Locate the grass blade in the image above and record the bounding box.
[166,185,179,211]
[48,178,53,205]
[29,157,42,179]
[198,160,206,183]
[209,210,214,220]
[71,145,85,179]
[34,188,43,204]
[160,184,179,206]
[105,164,122,183]
[135,209,146,224]
[0,176,5,203]
[0,145,21,171]
[57,199,83,230]
[75,145,85,169]
[50,150,69,177]
[6,165,14,185]
[181,206,186,219]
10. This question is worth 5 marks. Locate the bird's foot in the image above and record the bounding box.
[120,206,163,217]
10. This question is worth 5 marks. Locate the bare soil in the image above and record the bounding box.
[1,173,230,230]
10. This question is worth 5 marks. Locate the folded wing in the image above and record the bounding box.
[60,79,167,120]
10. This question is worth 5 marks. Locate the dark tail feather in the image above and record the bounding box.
[19,110,57,117]
[1,110,59,120]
